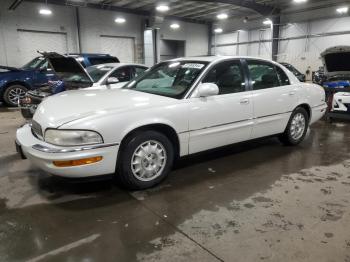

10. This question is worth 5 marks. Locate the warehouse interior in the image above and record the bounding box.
[1,0,350,261]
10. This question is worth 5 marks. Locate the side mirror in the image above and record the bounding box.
[197,83,219,97]
[106,77,120,85]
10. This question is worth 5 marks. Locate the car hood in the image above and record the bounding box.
[33,88,177,129]
[0,65,23,73]
[40,52,93,84]
[321,46,350,78]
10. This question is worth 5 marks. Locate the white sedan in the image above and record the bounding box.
[16,56,327,189]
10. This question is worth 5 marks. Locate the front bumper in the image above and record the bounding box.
[16,124,120,178]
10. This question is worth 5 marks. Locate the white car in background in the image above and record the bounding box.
[16,56,327,189]
[20,52,148,119]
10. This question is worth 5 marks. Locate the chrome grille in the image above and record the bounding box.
[31,120,43,140]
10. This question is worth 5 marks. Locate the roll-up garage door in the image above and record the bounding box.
[100,35,135,63]
[17,29,68,66]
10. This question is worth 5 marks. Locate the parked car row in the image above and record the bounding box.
[15,55,327,189]
[0,53,120,106]
[19,52,148,119]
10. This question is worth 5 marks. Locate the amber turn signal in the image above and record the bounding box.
[53,156,103,167]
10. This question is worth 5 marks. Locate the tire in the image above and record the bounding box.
[3,85,28,107]
[279,107,309,146]
[116,130,174,190]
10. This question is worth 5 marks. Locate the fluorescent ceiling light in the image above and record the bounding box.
[115,17,126,24]
[263,19,272,25]
[293,0,307,3]
[39,8,52,15]
[337,6,348,14]
[214,28,223,33]
[156,4,169,12]
[170,23,180,29]
[217,13,228,20]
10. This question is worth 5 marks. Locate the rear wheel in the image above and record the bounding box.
[279,107,309,146]
[3,85,28,107]
[116,130,174,190]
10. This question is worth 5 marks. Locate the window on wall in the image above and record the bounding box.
[276,66,290,86]
[247,61,280,90]
[202,60,246,95]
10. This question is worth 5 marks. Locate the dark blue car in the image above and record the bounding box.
[0,53,119,106]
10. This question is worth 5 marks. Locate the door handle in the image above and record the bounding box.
[240,98,250,105]
[289,91,296,96]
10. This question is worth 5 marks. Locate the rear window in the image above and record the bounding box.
[88,57,120,66]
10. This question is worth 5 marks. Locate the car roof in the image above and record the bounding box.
[170,56,280,64]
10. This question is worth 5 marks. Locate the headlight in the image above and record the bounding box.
[44,129,103,146]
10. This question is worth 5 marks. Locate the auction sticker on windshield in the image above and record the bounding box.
[182,63,205,69]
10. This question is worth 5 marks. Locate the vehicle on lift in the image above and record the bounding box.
[20,53,148,119]
[321,46,350,120]
[0,53,119,106]
[16,56,327,190]
[280,62,306,82]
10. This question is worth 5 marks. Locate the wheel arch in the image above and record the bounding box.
[296,103,312,121]
[1,81,31,96]
[119,123,181,159]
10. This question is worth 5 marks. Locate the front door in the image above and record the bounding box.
[188,60,254,154]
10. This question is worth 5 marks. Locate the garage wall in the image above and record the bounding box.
[0,0,78,67]
[278,16,350,73]
[213,9,350,74]
[0,0,209,67]
[78,8,143,63]
[160,20,209,57]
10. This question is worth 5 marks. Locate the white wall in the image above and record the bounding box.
[213,9,350,74]
[0,0,78,67]
[160,20,208,57]
[0,0,209,67]
[278,16,350,73]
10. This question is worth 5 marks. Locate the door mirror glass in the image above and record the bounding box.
[106,77,120,85]
[197,83,219,97]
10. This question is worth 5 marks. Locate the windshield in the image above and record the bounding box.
[22,57,47,70]
[124,61,208,99]
[86,65,114,82]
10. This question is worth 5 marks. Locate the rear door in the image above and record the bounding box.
[245,59,298,139]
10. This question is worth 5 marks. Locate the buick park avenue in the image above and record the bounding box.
[16,56,327,189]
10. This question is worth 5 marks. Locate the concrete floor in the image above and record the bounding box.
[0,108,350,262]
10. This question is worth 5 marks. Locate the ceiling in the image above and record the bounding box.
[23,0,350,23]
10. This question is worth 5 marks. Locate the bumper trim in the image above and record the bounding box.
[32,142,119,154]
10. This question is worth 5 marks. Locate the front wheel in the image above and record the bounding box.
[116,130,174,190]
[3,85,28,107]
[279,107,309,146]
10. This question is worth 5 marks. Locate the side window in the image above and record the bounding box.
[247,61,280,90]
[110,67,131,82]
[134,67,147,78]
[202,61,245,95]
[276,66,290,86]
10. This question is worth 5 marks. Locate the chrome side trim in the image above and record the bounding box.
[32,142,119,153]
